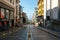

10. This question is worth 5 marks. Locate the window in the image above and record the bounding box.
[10,0,14,4]
[7,0,10,2]
[13,0,14,4]
[6,10,9,19]
[0,8,5,18]
[47,16,50,20]
[58,9,60,19]
[10,11,14,19]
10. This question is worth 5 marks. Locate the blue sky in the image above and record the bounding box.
[20,0,37,20]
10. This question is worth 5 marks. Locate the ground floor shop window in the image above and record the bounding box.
[0,8,5,18]
[6,10,9,19]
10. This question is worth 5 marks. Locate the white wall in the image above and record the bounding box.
[44,0,59,20]
[44,0,51,19]
[47,0,51,10]
[44,0,47,19]
[46,0,51,16]
[51,0,59,20]
[51,0,58,9]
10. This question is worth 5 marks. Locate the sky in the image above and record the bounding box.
[20,0,37,20]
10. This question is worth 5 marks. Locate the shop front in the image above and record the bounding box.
[37,16,44,27]
[0,2,14,31]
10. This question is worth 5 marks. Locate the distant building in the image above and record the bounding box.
[32,13,36,23]
[32,8,38,23]
[19,5,23,23]
[22,12,28,24]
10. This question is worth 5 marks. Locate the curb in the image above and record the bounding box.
[37,27,60,38]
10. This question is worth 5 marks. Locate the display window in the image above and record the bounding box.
[6,10,9,19]
[0,8,5,18]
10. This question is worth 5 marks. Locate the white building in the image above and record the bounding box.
[44,0,60,20]
[44,0,60,31]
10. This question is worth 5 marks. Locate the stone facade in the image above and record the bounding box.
[0,0,20,26]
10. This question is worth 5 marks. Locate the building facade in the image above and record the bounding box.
[37,0,44,27]
[44,0,60,31]
[16,0,20,23]
[0,0,20,31]
[19,5,24,24]
[32,13,36,23]
[32,9,38,24]
[38,0,44,17]
[22,12,27,24]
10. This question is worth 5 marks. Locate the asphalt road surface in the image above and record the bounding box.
[29,25,60,40]
[0,25,60,40]
[0,27,28,40]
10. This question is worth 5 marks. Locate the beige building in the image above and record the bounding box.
[15,0,20,23]
[0,0,20,27]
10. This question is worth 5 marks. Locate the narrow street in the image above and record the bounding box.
[0,25,60,40]
[0,0,60,40]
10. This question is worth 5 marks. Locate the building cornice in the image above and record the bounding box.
[0,0,15,9]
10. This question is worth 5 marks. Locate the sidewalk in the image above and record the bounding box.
[0,26,23,37]
[37,27,60,38]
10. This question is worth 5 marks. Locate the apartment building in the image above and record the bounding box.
[44,0,60,31]
[0,0,20,30]
[16,0,20,23]
[38,0,44,17]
